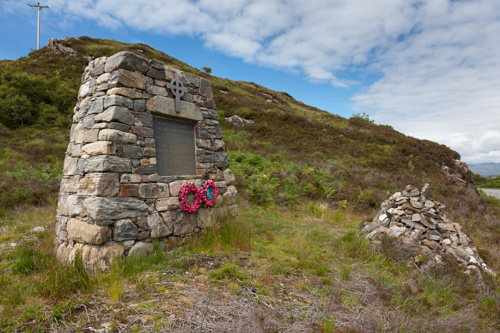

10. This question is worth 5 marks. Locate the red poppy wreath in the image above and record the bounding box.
[179,183,202,213]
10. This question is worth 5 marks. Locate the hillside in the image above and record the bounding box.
[0,37,499,331]
[0,37,472,211]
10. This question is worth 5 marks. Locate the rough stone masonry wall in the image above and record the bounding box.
[55,51,238,273]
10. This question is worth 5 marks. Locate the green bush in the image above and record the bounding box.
[0,69,75,129]
[0,95,35,128]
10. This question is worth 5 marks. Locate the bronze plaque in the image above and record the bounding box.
[153,116,196,176]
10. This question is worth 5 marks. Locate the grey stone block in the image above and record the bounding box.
[88,98,104,115]
[223,169,236,185]
[114,219,139,241]
[199,78,213,98]
[150,59,165,70]
[84,197,148,222]
[135,164,157,174]
[104,51,150,74]
[203,99,216,109]
[134,100,146,112]
[146,67,165,80]
[104,95,134,110]
[95,106,134,125]
[147,212,171,238]
[122,145,143,159]
[84,155,132,173]
[183,72,200,87]
[108,122,131,132]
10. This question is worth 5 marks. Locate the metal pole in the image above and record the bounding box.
[37,6,40,49]
[28,3,50,50]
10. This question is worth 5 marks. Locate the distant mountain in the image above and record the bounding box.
[468,163,500,177]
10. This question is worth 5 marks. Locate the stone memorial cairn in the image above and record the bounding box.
[363,184,491,275]
[56,51,238,273]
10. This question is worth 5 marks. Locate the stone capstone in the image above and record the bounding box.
[199,78,213,98]
[104,51,149,74]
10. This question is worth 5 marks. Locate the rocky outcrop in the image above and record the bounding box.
[225,115,254,127]
[48,37,77,56]
[363,184,491,276]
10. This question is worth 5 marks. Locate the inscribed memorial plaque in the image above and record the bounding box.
[153,116,196,176]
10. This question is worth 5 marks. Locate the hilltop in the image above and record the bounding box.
[0,37,499,331]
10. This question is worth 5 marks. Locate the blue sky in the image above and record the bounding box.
[1,0,500,164]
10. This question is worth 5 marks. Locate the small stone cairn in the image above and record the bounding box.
[363,184,491,275]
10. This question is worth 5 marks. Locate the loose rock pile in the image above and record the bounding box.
[363,184,491,275]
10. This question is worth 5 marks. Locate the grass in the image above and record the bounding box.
[0,127,66,213]
[0,201,499,331]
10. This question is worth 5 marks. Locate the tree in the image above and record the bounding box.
[0,95,35,128]
[202,66,212,74]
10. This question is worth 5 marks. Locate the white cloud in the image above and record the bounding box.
[44,0,500,163]
[351,0,500,163]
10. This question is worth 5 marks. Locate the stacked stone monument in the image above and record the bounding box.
[56,51,238,273]
[363,184,491,275]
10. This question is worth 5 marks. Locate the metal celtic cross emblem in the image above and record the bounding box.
[167,73,187,113]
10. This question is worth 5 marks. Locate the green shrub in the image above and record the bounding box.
[0,69,75,129]
[0,95,35,128]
